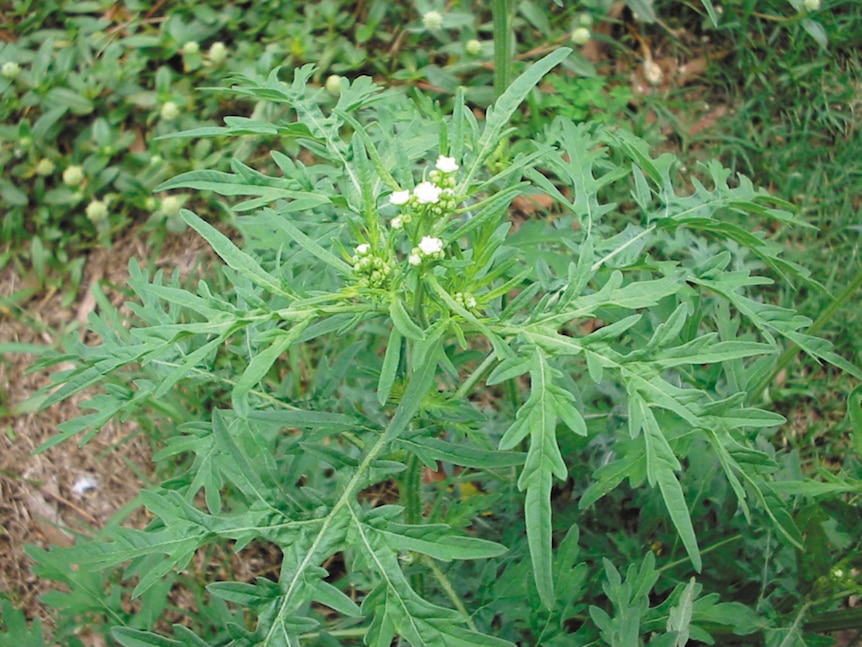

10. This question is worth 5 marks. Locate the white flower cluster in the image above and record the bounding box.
[408,236,445,266]
[352,243,392,288]
[387,155,460,227]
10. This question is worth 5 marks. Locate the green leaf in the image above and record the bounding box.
[181,210,292,297]
[399,436,526,469]
[389,295,425,341]
[463,48,571,187]
[112,628,182,647]
[259,208,353,274]
[379,528,507,561]
[378,328,402,406]
[666,578,698,646]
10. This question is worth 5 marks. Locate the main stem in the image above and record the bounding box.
[492,0,516,98]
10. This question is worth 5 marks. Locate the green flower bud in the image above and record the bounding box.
[160,101,180,121]
[63,165,84,187]
[86,199,108,223]
[208,41,227,64]
[571,27,591,46]
[35,159,55,176]
[2,61,21,78]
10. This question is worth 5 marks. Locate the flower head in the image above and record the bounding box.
[182,41,200,56]
[414,181,443,205]
[408,253,422,266]
[86,199,108,223]
[161,195,182,217]
[435,155,459,174]
[571,27,591,46]
[391,216,403,230]
[160,101,180,121]
[466,39,482,56]
[208,42,227,64]
[35,159,55,176]
[418,236,444,256]
[63,165,84,187]
[803,0,820,10]
[355,243,371,256]
[422,10,443,30]
[389,189,411,206]
[325,74,343,94]
[1,61,21,79]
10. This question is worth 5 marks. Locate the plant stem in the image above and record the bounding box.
[422,555,479,632]
[492,0,516,98]
[749,265,862,401]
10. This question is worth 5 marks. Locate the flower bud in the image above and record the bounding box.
[208,41,227,64]
[86,200,108,223]
[182,41,200,56]
[160,101,180,121]
[35,159,55,176]
[571,27,591,46]
[325,74,342,95]
[803,0,820,10]
[422,10,443,30]
[160,195,182,217]
[465,39,482,56]
[63,165,84,187]
[1,61,21,79]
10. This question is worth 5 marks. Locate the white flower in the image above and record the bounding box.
[803,0,820,10]
[160,101,180,121]
[63,165,84,187]
[579,13,594,27]
[355,243,371,256]
[422,10,443,30]
[208,42,227,64]
[418,236,444,256]
[182,41,200,56]
[408,253,422,266]
[435,155,459,173]
[465,39,482,56]
[325,74,342,94]
[571,27,591,46]
[391,216,403,230]
[413,181,443,205]
[389,189,411,206]
[1,61,21,78]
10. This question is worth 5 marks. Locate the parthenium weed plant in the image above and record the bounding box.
[26,49,862,645]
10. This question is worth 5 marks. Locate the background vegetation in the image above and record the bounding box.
[0,0,859,644]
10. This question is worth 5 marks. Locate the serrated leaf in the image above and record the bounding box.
[398,436,525,469]
[181,210,291,297]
